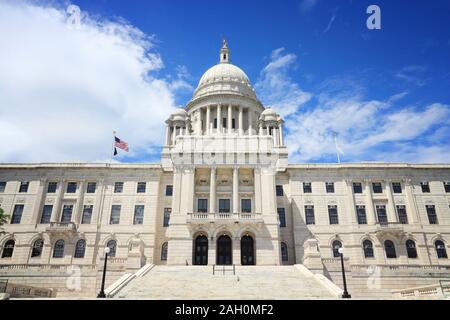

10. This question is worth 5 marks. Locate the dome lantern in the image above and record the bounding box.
[220,39,230,64]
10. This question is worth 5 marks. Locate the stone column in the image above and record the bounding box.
[273,128,279,146]
[364,179,376,224]
[279,124,284,145]
[404,179,419,223]
[171,126,176,145]
[206,105,211,135]
[254,168,262,214]
[208,236,216,265]
[165,124,170,145]
[248,109,253,136]
[385,180,397,222]
[238,106,243,135]
[233,237,241,266]
[209,167,216,213]
[259,123,264,137]
[51,178,65,223]
[227,105,232,134]
[233,167,239,214]
[217,104,222,134]
[73,180,85,224]
[345,179,357,224]
[93,179,105,226]
[31,178,47,224]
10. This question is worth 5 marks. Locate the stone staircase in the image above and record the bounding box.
[114,265,340,299]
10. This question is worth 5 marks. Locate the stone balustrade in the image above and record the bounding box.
[187,212,263,223]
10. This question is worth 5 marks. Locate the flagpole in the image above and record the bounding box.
[110,130,116,165]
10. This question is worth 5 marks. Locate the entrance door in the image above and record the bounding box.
[194,235,208,265]
[241,235,255,265]
[216,235,232,265]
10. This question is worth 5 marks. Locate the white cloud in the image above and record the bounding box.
[323,13,336,33]
[0,0,178,163]
[394,65,428,87]
[255,48,312,117]
[299,0,318,13]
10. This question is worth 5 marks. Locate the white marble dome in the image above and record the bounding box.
[192,62,257,101]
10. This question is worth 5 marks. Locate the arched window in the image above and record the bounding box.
[332,240,342,258]
[107,240,117,257]
[406,240,417,259]
[1,240,15,258]
[281,242,288,262]
[161,242,168,261]
[74,239,86,258]
[384,240,396,259]
[31,239,44,258]
[53,240,65,258]
[363,240,374,258]
[435,240,448,259]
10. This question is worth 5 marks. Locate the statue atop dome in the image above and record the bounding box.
[222,38,228,48]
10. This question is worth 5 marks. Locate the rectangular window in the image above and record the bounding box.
[11,204,24,224]
[325,182,335,193]
[222,117,227,128]
[81,205,93,224]
[241,199,252,213]
[376,205,388,224]
[303,182,312,193]
[278,208,286,227]
[40,205,53,224]
[356,206,367,224]
[232,118,236,129]
[444,182,450,193]
[392,182,402,194]
[66,182,77,193]
[165,185,173,196]
[353,182,362,194]
[0,181,6,193]
[197,199,208,213]
[421,182,430,193]
[47,182,57,193]
[134,205,144,225]
[19,182,29,193]
[114,182,124,193]
[60,204,73,223]
[219,199,231,213]
[305,205,315,225]
[328,205,339,225]
[86,182,96,193]
[276,185,283,196]
[163,208,171,227]
[397,205,408,224]
[137,182,146,193]
[110,205,121,224]
[426,205,438,224]
[213,118,217,129]
[372,182,383,194]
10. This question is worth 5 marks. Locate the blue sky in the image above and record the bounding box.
[1,0,450,163]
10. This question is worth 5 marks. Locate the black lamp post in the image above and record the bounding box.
[338,247,351,299]
[97,247,110,298]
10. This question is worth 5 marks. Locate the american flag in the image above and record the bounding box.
[114,136,129,152]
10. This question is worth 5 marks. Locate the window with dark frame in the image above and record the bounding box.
[406,240,417,259]
[353,182,362,194]
[197,199,208,213]
[303,182,312,193]
[40,205,53,224]
[444,182,450,193]
[372,182,382,194]
[332,240,342,258]
[305,205,315,225]
[114,182,124,193]
[325,182,334,193]
[356,206,367,224]
[165,185,173,196]
[110,205,121,224]
[376,205,388,224]
[328,205,339,224]
[60,205,73,223]
[276,185,283,196]
[219,199,231,213]
[163,208,171,227]
[421,182,430,193]
[241,199,251,213]
[384,240,397,258]
[281,242,288,262]
[1,240,15,258]
[81,205,93,224]
[137,182,146,193]
[392,182,402,194]
[47,182,57,193]
[107,240,117,257]
[11,205,24,224]
[86,182,96,193]
[74,239,86,258]
[53,240,65,258]
[19,182,29,193]
[435,240,448,259]
[66,182,77,193]
[31,239,43,258]
[278,208,286,227]
[0,181,6,193]
[426,205,438,224]
[134,205,144,225]
[397,205,408,224]
[363,240,374,258]
[161,242,168,261]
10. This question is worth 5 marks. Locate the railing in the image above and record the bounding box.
[0,264,96,271]
[46,222,77,233]
[392,281,450,298]
[351,264,450,271]
[213,264,236,275]
[376,222,403,229]
[188,212,261,222]
[440,280,450,296]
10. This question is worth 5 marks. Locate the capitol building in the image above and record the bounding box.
[1,42,450,299]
